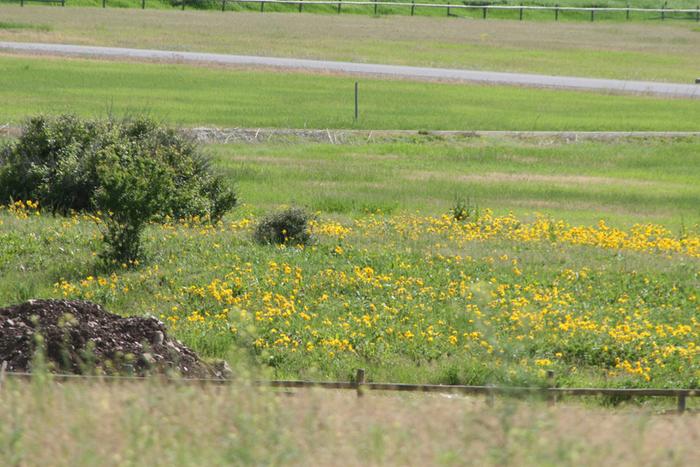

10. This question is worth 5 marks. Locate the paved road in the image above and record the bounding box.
[1,41,699,98]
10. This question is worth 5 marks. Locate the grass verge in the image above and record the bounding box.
[1,379,697,466]
[1,55,699,130]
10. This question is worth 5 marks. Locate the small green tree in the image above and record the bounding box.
[93,152,172,263]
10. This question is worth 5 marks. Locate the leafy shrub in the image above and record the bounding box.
[254,207,313,246]
[450,196,479,221]
[0,115,237,262]
[0,115,236,221]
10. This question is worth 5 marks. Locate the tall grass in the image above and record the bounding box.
[0,376,697,466]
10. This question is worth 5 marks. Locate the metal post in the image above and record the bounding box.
[519,7,523,20]
[697,5,700,21]
[626,4,630,20]
[590,9,594,21]
[374,0,378,16]
[411,0,415,16]
[21,0,24,6]
[661,2,666,20]
[337,0,341,14]
[447,2,450,16]
[483,6,487,19]
[103,0,106,8]
[260,0,264,12]
[142,0,146,9]
[555,4,559,20]
[221,0,226,11]
[182,0,185,10]
[299,0,303,12]
[354,81,359,122]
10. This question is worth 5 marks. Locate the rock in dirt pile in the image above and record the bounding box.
[0,299,225,378]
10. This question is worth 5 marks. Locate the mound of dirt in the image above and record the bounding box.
[0,299,225,378]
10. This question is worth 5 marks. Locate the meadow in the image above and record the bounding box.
[1,6,699,82]
[1,136,698,390]
[1,5,699,461]
[1,55,700,130]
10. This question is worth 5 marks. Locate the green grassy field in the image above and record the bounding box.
[1,55,699,130]
[211,137,700,227]
[1,7,699,82]
[2,136,698,388]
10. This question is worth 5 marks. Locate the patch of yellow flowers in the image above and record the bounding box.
[33,206,699,386]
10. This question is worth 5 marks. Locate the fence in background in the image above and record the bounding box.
[2,367,698,413]
[12,0,700,22]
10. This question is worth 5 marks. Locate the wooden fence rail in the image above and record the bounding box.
[12,0,700,21]
[2,368,698,413]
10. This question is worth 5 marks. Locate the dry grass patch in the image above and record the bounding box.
[1,379,697,466]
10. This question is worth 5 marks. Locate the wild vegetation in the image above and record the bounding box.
[1,380,698,466]
[2,135,698,388]
[0,115,237,261]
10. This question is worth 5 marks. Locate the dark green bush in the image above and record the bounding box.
[0,114,237,221]
[254,207,313,246]
[0,115,237,262]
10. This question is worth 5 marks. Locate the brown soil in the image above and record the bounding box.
[0,299,223,378]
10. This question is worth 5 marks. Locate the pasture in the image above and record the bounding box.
[1,55,700,130]
[2,136,698,388]
[1,6,699,81]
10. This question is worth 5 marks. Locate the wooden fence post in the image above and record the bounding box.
[356,368,366,397]
[486,384,495,407]
[677,394,686,414]
[0,361,7,390]
[547,370,556,407]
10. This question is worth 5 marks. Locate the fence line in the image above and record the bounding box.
[2,368,698,412]
[13,0,700,21]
